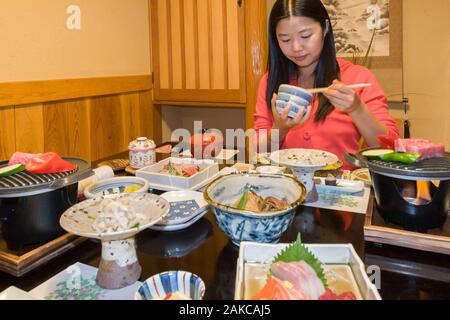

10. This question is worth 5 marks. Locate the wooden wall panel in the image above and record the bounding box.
[0,107,16,160]
[227,0,240,90]
[89,95,126,161]
[14,104,44,153]
[1,92,156,162]
[156,0,170,89]
[0,76,151,108]
[170,0,183,89]
[197,0,211,89]
[43,99,91,160]
[184,0,197,90]
[210,0,225,89]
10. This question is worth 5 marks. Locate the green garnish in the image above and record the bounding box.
[378,152,421,164]
[271,234,328,288]
[236,189,249,210]
[131,223,140,229]
[112,226,118,232]
[88,216,96,220]
[167,164,180,176]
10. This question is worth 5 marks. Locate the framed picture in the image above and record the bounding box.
[324,0,402,68]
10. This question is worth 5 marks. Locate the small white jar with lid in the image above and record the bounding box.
[128,137,156,169]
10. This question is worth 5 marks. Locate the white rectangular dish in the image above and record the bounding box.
[234,242,381,300]
[136,157,219,190]
[315,178,365,194]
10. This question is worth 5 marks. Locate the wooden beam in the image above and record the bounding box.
[0,75,152,108]
[244,0,268,130]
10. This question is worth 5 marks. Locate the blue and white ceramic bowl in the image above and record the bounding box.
[279,84,313,102]
[276,86,312,119]
[83,177,149,199]
[135,270,205,300]
[204,174,306,246]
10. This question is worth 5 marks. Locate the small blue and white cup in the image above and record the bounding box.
[135,270,206,300]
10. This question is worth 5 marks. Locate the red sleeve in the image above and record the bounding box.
[358,69,400,138]
[254,73,274,133]
[340,60,400,139]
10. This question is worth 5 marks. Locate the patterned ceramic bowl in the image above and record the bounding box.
[278,84,313,101]
[204,173,306,246]
[83,177,149,199]
[135,270,205,300]
[276,89,312,119]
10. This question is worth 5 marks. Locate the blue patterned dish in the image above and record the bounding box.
[158,190,209,226]
[135,271,205,300]
[204,174,306,246]
[83,177,149,199]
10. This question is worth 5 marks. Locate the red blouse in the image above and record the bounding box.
[254,59,399,168]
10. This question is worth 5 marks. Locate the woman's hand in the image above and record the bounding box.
[271,93,311,138]
[323,80,362,114]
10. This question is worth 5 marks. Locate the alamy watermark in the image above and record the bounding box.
[66,5,81,30]
[170,121,281,163]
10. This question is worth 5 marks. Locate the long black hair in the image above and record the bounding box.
[267,0,340,122]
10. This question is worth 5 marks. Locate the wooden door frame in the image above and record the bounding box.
[244,0,268,130]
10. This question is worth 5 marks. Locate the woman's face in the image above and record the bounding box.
[276,16,325,70]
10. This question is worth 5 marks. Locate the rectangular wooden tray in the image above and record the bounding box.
[364,196,450,255]
[0,233,87,277]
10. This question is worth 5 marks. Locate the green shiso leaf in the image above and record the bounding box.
[271,233,328,288]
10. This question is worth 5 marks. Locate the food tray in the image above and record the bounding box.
[136,157,219,190]
[234,242,381,300]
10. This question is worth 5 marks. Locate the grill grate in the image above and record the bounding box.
[365,152,450,179]
[0,157,92,196]
[0,168,78,189]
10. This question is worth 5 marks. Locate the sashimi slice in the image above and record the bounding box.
[251,276,309,300]
[271,261,325,299]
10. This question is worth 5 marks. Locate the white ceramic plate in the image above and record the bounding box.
[158,190,209,226]
[60,193,169,241]
[149,209,208,232]
[0,286,38,300]
[270,148,339,169]
[315,178,365,194]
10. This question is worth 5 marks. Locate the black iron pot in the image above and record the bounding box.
[0,183,78,251]
[371,172,450,232]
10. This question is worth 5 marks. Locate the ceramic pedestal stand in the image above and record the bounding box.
[270,148,339,204]
[291,167,320,203]
[96,237,141,289]
[59,193,169,290]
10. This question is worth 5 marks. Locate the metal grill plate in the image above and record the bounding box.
[0,158,92,195]
[358,148,450,179]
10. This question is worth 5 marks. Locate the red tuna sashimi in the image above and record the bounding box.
[25,152,76,174]
[8,152,42,165]
[182,166,199,177]
[319,288,357,300]
[251,276,309,300]
[270,261,325,300]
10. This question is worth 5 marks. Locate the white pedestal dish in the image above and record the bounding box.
[59,193,169,289]
[270,149,339,203]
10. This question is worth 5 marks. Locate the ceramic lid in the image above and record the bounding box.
[129,137,156,150]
